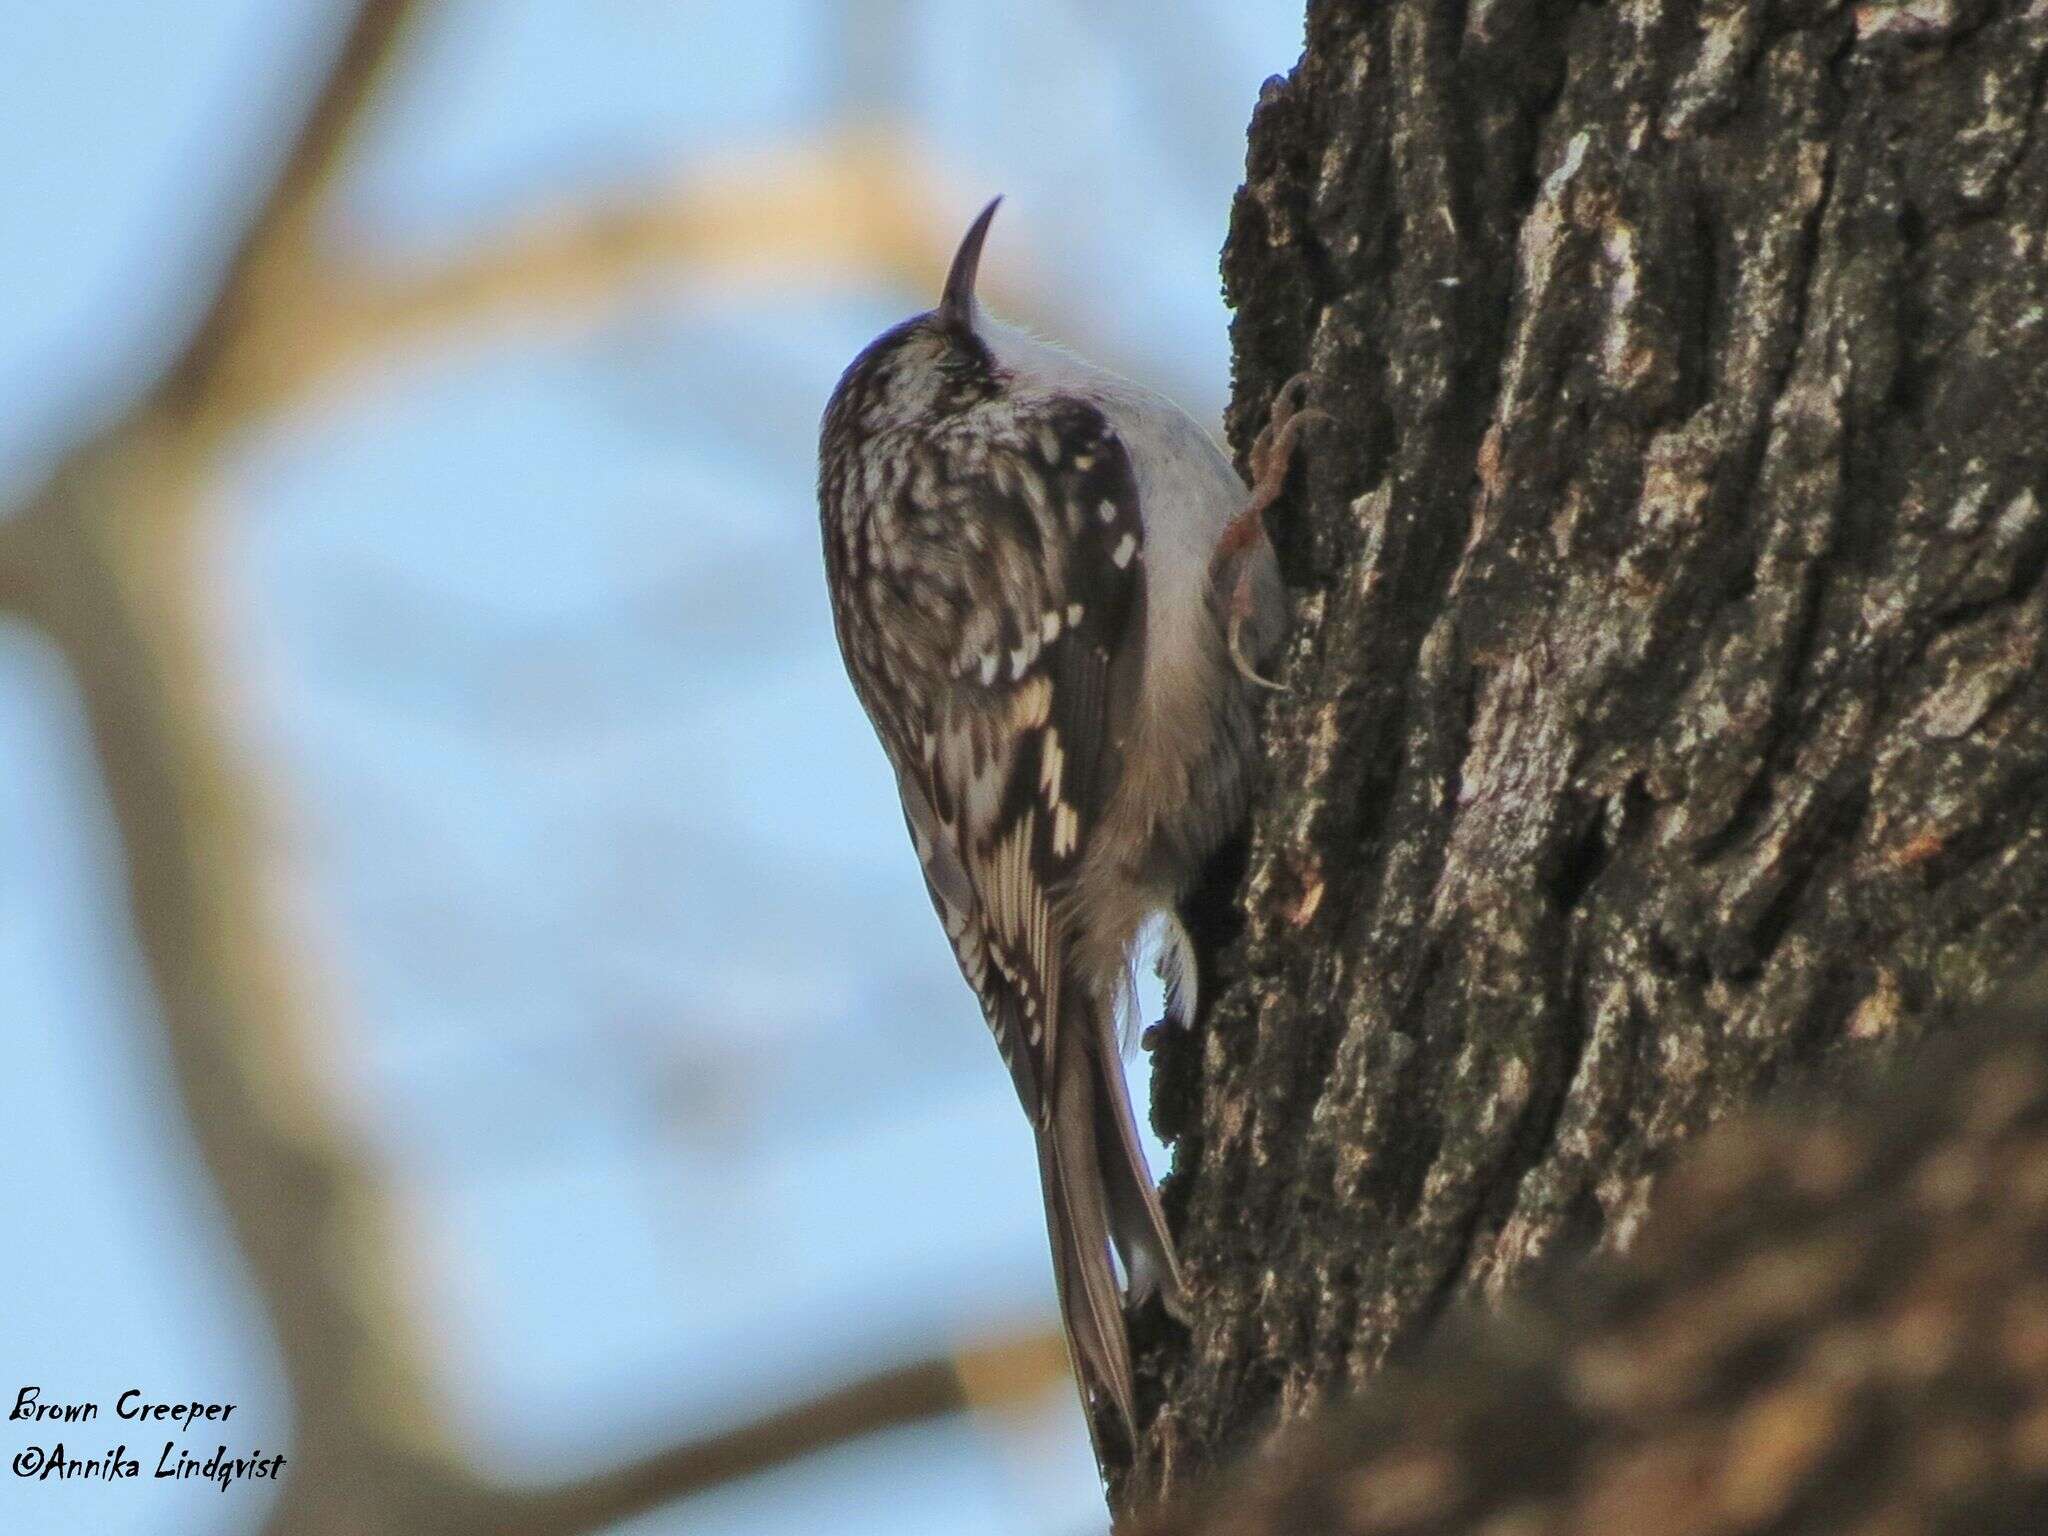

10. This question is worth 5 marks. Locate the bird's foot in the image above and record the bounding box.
[1215,372,1326,691]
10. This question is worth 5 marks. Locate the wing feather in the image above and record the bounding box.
[856,397,1145,1124]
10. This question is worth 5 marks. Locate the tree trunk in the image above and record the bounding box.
[1127,0,2048,1510]
[1132,975,2048,1536]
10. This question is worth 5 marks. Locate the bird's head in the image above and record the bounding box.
[822,198,1006,441]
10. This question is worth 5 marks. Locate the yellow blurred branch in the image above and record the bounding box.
[482,1332,1072,1536]
[0,492,38,615]
[213,128,947,419]
[166,0,428,414]
[353,130,950,327]
[203,130,1124,424]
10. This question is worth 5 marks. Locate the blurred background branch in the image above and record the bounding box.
[211,129,979,422]
[1,2,1098,1531]
[164,0,426,419]
[482,1333,1070,1536]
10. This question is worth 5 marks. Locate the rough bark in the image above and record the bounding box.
[1136,973,2048,1536]
[1127,0,2048,1509]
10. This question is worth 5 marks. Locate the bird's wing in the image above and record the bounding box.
[875,397,1146,1122]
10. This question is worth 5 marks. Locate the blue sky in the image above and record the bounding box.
[0,4,1305,1532]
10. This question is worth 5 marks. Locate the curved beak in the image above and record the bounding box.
[939,196,1002,329]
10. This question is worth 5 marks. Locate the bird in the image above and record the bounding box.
[816,197,1308,1458]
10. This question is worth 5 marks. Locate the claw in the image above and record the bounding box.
[1214,372,1327,693]
[1249,373,1319,496]
[1228,599,1287,691]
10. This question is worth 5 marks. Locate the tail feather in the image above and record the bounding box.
[1037,1057,1137,1443]
[1093,1037,1188,1321]
[1036,992,1188,1459]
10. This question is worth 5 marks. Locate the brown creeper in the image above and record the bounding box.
[817,199,1289,1454]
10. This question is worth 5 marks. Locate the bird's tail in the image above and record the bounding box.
[1037,1000,1187,1456]
[1092,1027,1187,1319]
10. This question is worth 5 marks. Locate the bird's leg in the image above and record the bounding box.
[1214,372,1326,690]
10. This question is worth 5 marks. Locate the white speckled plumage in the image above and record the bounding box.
[817,200,1284,1460]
